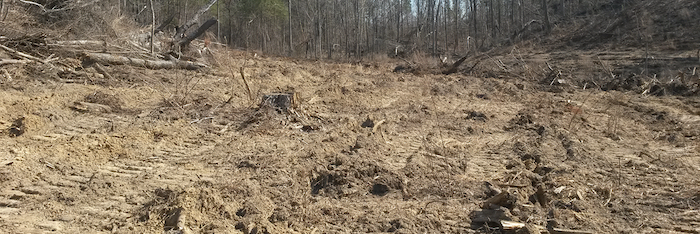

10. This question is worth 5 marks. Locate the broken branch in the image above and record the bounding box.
[0,44,46,64]
[177,18,218,48]
[499,220,595,234]
[443,53,470,75]
[175,0,217,37]
[0,59,31,66]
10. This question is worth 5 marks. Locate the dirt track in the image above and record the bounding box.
[1,48,699,233]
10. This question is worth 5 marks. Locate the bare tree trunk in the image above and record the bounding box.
[454,0,460,53]
[497,0,502,37]
[443,0,448,54]
[176,0,218,38]
[317,0,322,58]
[149,0,155,54]
[216,0,220,41]
[0,0,7,22]
[511,0,515,35]
[542,0,550,32]
[471,0,477,49]
[178,18,218,48]
[288,0,293,56]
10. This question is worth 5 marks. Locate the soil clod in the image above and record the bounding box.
[8,117,25,137]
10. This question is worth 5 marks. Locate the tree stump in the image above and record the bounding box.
[261,92,297,113]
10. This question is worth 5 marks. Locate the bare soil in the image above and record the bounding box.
[1,42,699,234]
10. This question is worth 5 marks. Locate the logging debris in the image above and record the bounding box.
[83,52,206,70]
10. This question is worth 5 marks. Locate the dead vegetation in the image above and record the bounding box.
[0,1,699,234]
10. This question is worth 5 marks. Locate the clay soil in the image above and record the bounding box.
[1,43,699,234]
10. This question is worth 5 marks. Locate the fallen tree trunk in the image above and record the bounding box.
[177,18,218,48]
[83,53,206,70]
[155,14,175,33]
[0,44,46,64]
[52,40,105,46]
[443,52,471,75]
[175,0,217,37]
[0,59,31,66]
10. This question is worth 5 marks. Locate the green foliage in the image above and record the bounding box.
[239,0,288,21]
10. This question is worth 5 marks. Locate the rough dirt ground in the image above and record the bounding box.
[0,46,699,234]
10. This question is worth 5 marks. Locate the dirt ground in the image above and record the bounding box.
[0,42,699,234]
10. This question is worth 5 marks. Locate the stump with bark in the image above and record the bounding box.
[261,92,297,113]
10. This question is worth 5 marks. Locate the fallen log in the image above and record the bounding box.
[52,40,105,46]
[175,0,217,37]
[0,59,31,66]
[177,18,218,48]
[92,63,114,80]
[71,101,112,113]
[443,53,470,75]
[0,44,45,64]
[155,15,175,33]
[83,53,206,70]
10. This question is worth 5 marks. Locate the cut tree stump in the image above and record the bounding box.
[261,92,297,113]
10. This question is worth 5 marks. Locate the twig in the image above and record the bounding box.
[567,90,595,130]
[421,151,446,159]
[1,68,11,82]
[239,67,253,102]
[189,117,213,124]
[17,0,45,11]
[44,54,58,63]
[596,56,615,79]
[372,119,385,133]
[466,59,482,74]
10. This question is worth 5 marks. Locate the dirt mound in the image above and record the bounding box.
[1,1,700,232]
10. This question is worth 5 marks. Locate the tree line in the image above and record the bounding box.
[119,0,626,59]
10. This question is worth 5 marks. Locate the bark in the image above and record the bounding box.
[0,59,31,66]
[177,18,218,48]
[542,0,551,32]
[0,44,46,64]
[83,53,206,70]
[288,0,293,56]
[155,15,175,33]
[175,0,218,37]
[149,0,155,54]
